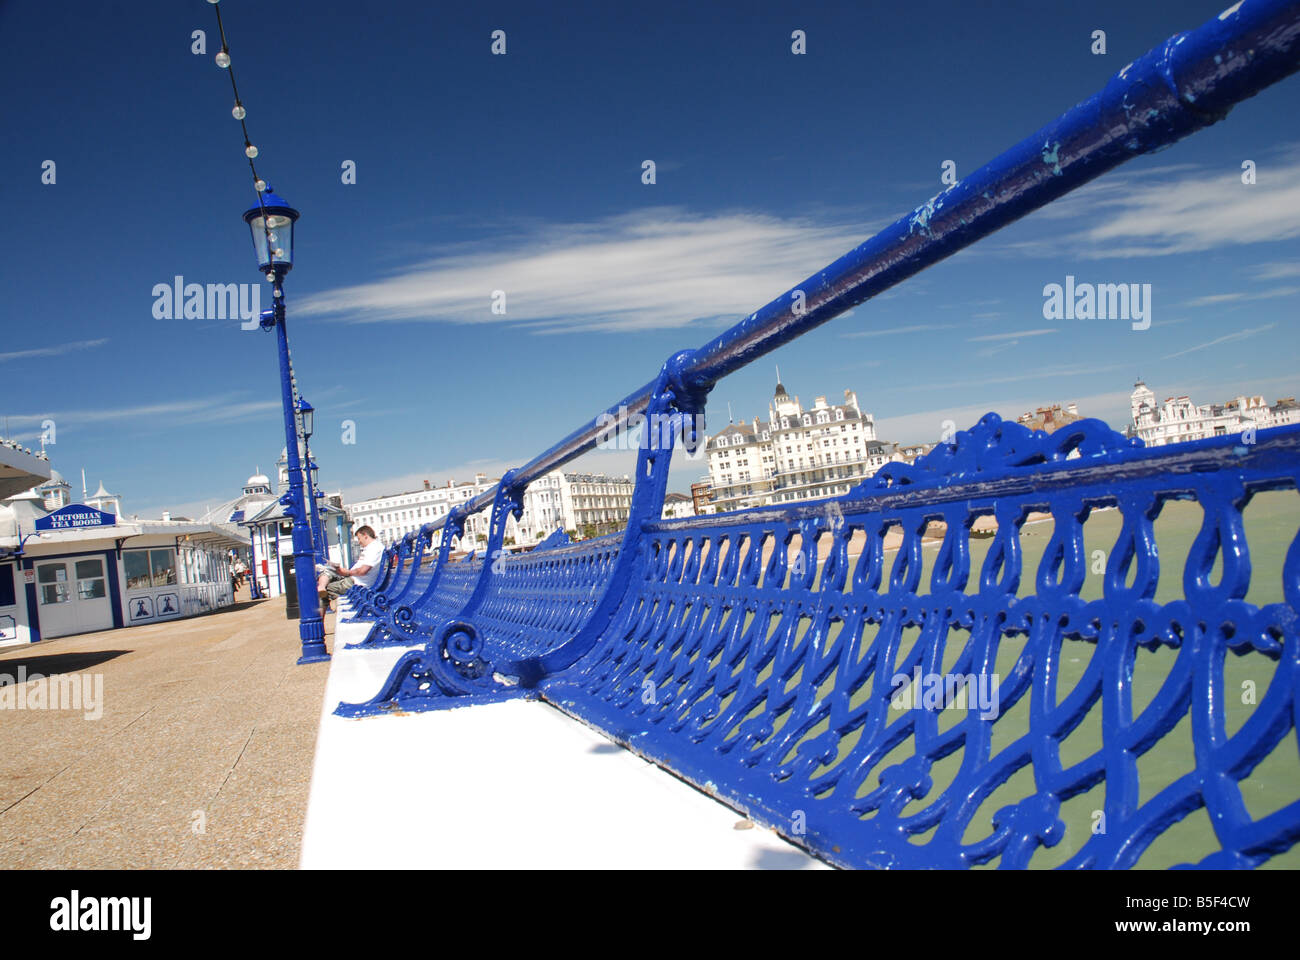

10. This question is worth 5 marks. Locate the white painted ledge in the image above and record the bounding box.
[301,606,826,870]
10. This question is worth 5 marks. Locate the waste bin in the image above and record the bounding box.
[281,554,300,620]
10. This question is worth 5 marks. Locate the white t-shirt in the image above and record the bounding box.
[354,540,386,588]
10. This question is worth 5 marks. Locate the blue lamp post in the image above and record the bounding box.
[246,189,329,665]
[297,397,327,561]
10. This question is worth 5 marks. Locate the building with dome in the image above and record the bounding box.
[200,461,352,599]
[199,466,278,529]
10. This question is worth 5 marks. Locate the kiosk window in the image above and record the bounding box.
[123,550,151,589]
[124,548,177,589]
[76,558,107,600]
[0,564,14,607]
[37,564,69,605]
[151,549,176,586]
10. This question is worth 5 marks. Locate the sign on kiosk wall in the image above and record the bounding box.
[34,505,116,531]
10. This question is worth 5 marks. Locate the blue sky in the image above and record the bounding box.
[2,0,1297,518]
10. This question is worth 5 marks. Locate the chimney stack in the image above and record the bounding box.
[423,479,430,490]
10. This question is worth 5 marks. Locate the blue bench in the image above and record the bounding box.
[541,417,1300,868]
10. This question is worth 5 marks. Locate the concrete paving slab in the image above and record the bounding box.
[0,592,329,868]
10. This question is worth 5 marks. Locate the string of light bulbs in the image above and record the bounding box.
[206,0,282,283]
[206,0,309,434]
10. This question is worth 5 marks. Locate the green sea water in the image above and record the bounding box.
[731,494,1300,868]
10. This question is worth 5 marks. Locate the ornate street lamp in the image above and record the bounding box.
[246,189,328,664]
[244,189,297,276]
[297,397,314,440]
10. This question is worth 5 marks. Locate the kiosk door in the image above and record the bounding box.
[36,558,114,639]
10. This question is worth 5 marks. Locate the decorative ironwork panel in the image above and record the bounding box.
[469,535,623,662]
[543,422,1300,869]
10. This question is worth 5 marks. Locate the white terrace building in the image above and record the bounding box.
[548,473,634,538]
[492,470,634,543]
[347,474,498,550]
[705,381,903,513]
[346,470,636,551]
[1129,381,1300,447]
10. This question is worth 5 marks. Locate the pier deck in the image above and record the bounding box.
[0,591,328,868]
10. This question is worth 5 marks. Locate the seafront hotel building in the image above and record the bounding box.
[704,381,902,513]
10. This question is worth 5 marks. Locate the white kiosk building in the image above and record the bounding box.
[0,479,247,646]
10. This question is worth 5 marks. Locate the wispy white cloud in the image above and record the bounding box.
[1249,261,1300,281]
[3,394,281,430]
[842,322,960,339]
[1183,285,1300,307]
[895,362,1127,392]
[1161,323,1276,360]
[974,339,1020,358]
[296,208,877,334]
[0,338,108,363]
[967,328,1057,342]
[984,152,1300,259]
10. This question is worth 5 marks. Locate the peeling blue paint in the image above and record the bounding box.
[1041,141,1062,175]
[908,198,938,237]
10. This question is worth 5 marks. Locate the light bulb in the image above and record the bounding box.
[255,179,266,192]
[215,51,231,68]
[273,248,285,259]
[245,144,258,159]
[267,231,278,243]
[232,104,246,120]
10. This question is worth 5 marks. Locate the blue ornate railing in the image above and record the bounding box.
[338,0,1300,868]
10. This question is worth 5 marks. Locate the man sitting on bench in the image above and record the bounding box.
[317,525,384,609]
